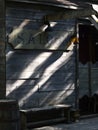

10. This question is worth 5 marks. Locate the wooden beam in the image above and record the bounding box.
[89,15,98,30]
[44,8,97,21]
[6,0,78,11]
[6,0,98,5]
[92,4,98,13]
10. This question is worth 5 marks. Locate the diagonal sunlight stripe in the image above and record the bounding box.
[92,4,98,13]
[7,52,52,97]
[19,44,74,106]
[91,15,98,22]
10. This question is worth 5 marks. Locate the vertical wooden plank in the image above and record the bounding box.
[0,0,6,98]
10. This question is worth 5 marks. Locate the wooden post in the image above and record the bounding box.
[0,0,6,99]
[74,22,79,110]
[74,43,79,109]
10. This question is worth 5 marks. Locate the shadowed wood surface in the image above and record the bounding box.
[0,0,6,98]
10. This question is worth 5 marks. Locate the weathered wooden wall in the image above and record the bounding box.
[6,2,98,109]
[6,5,76,109]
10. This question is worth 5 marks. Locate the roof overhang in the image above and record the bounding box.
[6,0,98,29]
[6,0,98,10]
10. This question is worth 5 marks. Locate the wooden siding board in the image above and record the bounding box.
[6,7,47,20]
[6,50,75,78]
[6,6,75,50]
[37,91,75,107]
[6,6,76,108]
[39,82,74,91]
[6,49,75,108]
